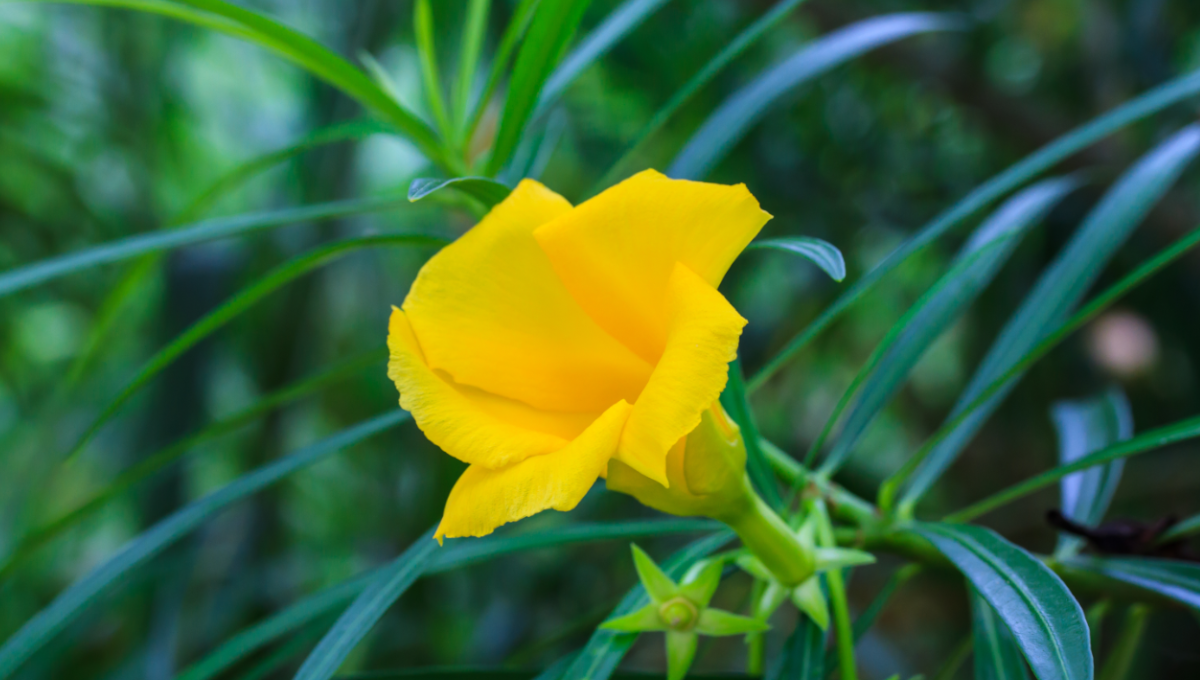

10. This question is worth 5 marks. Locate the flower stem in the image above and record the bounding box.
[815,500,857,680]
[721,484,814,587]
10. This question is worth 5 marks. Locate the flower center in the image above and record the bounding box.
[658,596,699,630]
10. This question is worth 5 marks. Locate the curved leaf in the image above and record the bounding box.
[0,195,411,298]
[909,523,1091,680]
[486,0,592,176]
[1052,389,1133,557]
[64,233,445,460]
[748,68,1200,393]
[901,124,1200,507]
[815,177,1077,473]
[561,532,733,680]
[1159,514,1200,543]
[746,237,846,282]
[292,528,441,680]
[1065,556,1200,611]
[0,411,410,680]
[408,176,512,208]
[972,586,1032,680]
[668,12,963,180]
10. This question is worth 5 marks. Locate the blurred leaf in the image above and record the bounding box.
[668,12,962,180]
[408,176,512,207]
[414,0,455,143]
[745,237,846,282]
[971,587,1032,680]
[1052,390,1133,557]
[594,0,809,193]
[769,603,825,680]
[1096,604,1150,680]
[748,68,1200,393]
[823,565,921,672]
[1065,556,1200,611]
[487,0,592,176]
[720,358,782,510]
[882,224,1200,514]
[176,520,718,680]
[815,177,1077,474]
[535,0,671,118]
[948,414,1200,524]
[900,124,1200,508]
[292,527,440,680]
[453,0,490,134]
[0,411,410,680]
[0,350,386,581]
[1159,514,1200,543]
[464,0,540,150]
[908,523,1091,680]
[560,531,733,680]
[0,195,412,297]
[63,233,445,461]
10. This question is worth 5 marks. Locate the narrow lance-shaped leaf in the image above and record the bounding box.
[292,528,440,680]
[0,411,410,680]
[668,12,963,180]
[900,124,1200,508]
[0,195,412,298]
[908,522,1091,680]
[1064,556,1200,612]
[816,177,1077,474]
[561,532,733,680]
[720,358,783,510]
[486,0,592,176]
[769,602,825,680]
[745,237,846,282]
[972,586,1032,680]
[748,68,1200,394]
[1052,389,1132,557]
[407,176,512,208]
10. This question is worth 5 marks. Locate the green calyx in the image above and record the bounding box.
[599,544,768,680]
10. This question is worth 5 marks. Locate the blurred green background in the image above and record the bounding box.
[1,0,1199,678]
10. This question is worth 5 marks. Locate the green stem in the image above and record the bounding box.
[721,485,814,587]
[815,500,857,680]
[1098,605,1151,680]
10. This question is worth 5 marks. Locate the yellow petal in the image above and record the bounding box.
[403,179,652,413]
[615,264,747,485]
[534,170,769,361]
[435,400,633,541]
[389,307,598,468]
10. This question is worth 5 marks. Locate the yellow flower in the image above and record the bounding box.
[387,169,770,543]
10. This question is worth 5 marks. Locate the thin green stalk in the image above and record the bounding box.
[1098,605,1150,680]
[415,0,456,146]
[931,635,973,680]
[454,0,491,139]
[464,0,540,155]
[815,500,857,680]
[880,223,1200,515]
[590,0,808,195]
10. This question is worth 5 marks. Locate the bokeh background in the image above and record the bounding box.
[1,0,1199,678]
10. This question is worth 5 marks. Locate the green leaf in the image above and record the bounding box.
[407,176,513,208]
[946,414,1200,524]
[486,0,592,176]
[177,520,717,680]
[631,544,680,602]
[0,194,411,298]
[1052,389,1132,557]
[0,411,409,680]
[824,565,920,672]
[0,349,386,581]
[908,523,1091,680]
[668,12,962,180]
[900,124,1200,507]
[1065,556,1200,611]
[971,587,1032,680]
[748,68,1200,394]
[292,528,440,680]
[414,0,455,144]
[593,0,810,194]
[535,0,671,118]
[812,176,1077,474]
[883,223,1200,516]
[719,358,783,509]
[1158,513,1200,543]
[770,585,826,680]
[453,0,490,134]
[561,531,733,680]
[694,609,769,636]
[745,236,846,282]
[64,233,445,461]
[463,0,540,149]
[1096,604,1150,680]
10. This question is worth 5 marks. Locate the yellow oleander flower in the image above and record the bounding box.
[387,169,770,543]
